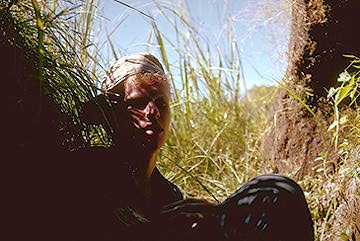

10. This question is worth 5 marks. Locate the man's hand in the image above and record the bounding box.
[154,199,221,241]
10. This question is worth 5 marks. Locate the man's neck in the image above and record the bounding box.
[134,149,158,180]
[114,140,158,178]
[130,150,158,200]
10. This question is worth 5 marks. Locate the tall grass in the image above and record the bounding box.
[2,0,111,147]
[141,2,278,201]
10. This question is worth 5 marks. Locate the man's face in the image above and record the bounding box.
[123,74,170,152]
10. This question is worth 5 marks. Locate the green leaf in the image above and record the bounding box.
[340,233,349,241]
[349,84,357,99]
[339,115,347,125]
[327,87,338,99]
[343,54,357,59]
[328,120,338,131]
[338,71,351,82]
[335,85,352,106]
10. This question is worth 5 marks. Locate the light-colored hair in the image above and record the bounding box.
[101,53,166,95]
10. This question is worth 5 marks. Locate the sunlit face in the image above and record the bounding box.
[123,73,170,152]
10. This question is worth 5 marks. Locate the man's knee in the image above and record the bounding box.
[219,174,314,241]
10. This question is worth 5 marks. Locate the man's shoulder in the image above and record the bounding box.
[152,167,184,202]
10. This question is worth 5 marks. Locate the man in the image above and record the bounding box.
[82,53,314,241]
[80,53,184,240]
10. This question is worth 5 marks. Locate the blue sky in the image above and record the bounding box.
[94,0,290,90]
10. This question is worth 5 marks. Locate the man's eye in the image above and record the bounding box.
[127,98,148,109]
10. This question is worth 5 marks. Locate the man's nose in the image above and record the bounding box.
[145,101,160,119]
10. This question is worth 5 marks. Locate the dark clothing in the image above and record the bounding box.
[62,147,183,241]
[150,174,314,241]
[10,142,312,241]
[10,146,181,241]
[217,174,314,241]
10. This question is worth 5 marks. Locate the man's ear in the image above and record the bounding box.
[80,94,128,134]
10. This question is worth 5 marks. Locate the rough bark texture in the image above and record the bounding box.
[261,0,360,179]
[286,0,360,95]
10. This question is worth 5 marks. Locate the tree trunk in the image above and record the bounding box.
[261,0,360,179]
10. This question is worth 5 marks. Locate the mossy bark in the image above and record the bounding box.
[261,0,360,179]
[287,0,360,96]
